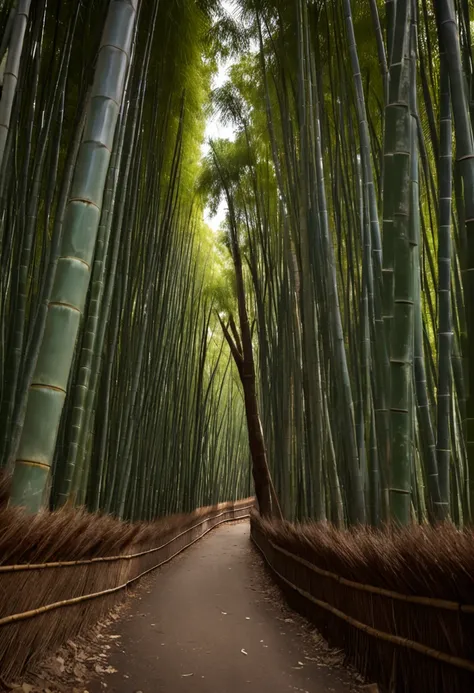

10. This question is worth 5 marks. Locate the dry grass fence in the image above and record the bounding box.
[0,489,254,682]
[251,512,474,693]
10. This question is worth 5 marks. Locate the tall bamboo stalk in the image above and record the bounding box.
[10,0,138,511]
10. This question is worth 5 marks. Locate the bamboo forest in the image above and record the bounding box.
[1,0,474,525]
[0,0,473,528]
[3,1,474,692]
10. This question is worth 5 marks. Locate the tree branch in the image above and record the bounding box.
[228,313,243,358]
[216,311,243,369]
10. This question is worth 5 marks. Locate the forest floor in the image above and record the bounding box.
[14,522,367,693]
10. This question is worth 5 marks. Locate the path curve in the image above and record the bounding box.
[89,523,352,692]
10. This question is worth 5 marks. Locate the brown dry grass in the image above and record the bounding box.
[252,512,474,693]
[0,484,253,683]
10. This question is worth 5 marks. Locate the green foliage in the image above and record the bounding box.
[197,0,474,526]
[2,0,473,526]
[0,0,251,517]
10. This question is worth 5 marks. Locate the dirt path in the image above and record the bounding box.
[87,523,357,693]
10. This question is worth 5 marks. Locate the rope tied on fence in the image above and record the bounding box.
[0,506,252,628]
[0,505,254,573]
[267,539,474,614]
[250,514,474,693]
[0,499,253,681]
[251,528,474,675]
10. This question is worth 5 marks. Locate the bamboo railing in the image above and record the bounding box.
[250,516,474,693]
[0,499,253,680]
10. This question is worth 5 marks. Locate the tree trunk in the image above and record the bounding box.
[233,230,274,517]
[240,357,273,517]
[211,141,281,520]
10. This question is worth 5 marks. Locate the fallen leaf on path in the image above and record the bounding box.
[241,649,248,656]
[221,611,227,615]
[181,674,193,677]
[94,665,117,675]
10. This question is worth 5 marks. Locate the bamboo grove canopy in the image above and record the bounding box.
[1,0,474,527]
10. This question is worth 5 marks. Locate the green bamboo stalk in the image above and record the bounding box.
[10,0,138,511]
[436,48,453,518]
[295,0,325,521]
[312,56,365,524]
[3,5,80,472]
[57,17,140,504]
[409,3,444,522]
[0,0,31,170]
[433,0,474,519]
[386,0,415,525]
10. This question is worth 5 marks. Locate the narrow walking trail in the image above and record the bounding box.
[88,522,354,693]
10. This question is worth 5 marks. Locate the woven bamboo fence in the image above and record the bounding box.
[251,513,474,693]
[0,498,253,680]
